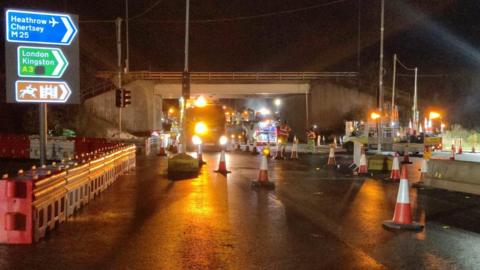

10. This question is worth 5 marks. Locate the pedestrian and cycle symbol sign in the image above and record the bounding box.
[16,81,72,103]
[6,9,77,45]
[18,46,68,78]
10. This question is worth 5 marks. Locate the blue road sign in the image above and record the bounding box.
[5,9,77,45]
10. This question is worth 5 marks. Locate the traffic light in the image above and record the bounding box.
[122,89,131,107]
[115,89,122,107]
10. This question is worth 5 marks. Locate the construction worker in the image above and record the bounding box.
[306,128,316,153]
[277,121,291,159]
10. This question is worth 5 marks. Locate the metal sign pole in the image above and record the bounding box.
[39,103,48,165]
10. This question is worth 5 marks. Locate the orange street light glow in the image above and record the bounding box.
[370,112,381,120]
[429,111,441,119]
[194,96,207,107]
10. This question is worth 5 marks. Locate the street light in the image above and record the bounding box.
[219,135,228,146]
[429,111,441,120]
[274,98,282,107]
[259,108,271,115]
[192,135,202,145]
[194,95,207,107]
[370,111,381,120]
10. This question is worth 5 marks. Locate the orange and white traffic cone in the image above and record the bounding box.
[327,144,336,166]
[473,135,477,153]
[419,158,428,181]
[251,149,275,188]
[273,143,282,160]
[458,139,463,154]
[358,150,368,175]
[290,136,299,160]
[383,166,423,231]
[157,141,167,156]
[214,149,231,175]
[401,147,412,164]
[245,144,250,152]
[333,137,338,148]
[390,153,400,181]
[197,144,206,167]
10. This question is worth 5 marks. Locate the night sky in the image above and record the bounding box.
[1,0,480,129]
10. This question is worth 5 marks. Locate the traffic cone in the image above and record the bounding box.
[390,153,400,181]
[401,148,412,164]
[327,144,336,166]
[450,140,456,160]
[214,149,231,175]
[383,166,423,231]
[236,143,241,151]
[419,158,428,181]
[473,135,477,153]
[273,143,282,160]
[458,139,463,154]
[333,137,337,148]
[290,136,299,160]
[157,142,167,156]
[317,135,321,147]
[358,150,368,175]
[197,145,206,167]
[251,149,275,188]
[251,145,259,155]
[245,144,250,152]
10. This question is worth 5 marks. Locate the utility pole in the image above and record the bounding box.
[412,67,418,132]
[116,17,123,134]
[357,0,361,69]
[179,0,190,153]
[391,54,397,124]
[377,0,385,153]
[125,0,129,73]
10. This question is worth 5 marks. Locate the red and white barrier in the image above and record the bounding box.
[0,145,136,244]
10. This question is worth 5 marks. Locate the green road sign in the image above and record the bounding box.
[17,46,68,78]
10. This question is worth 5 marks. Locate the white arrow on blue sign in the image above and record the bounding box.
[6,9,77,45]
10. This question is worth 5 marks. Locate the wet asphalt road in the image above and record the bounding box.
[0,152,479,270]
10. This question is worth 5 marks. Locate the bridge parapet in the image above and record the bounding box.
[96,71,358,82]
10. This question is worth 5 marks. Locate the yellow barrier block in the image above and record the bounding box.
[367,155,393,171]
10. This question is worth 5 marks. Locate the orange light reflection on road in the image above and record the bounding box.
[187,173,213,216]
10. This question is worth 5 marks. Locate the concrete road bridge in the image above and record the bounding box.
[84,71,414,137]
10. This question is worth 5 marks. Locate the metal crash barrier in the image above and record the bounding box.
[0,144,136,244]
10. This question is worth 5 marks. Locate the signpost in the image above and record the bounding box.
[6,9,77,45]
[4,9,79,165]
[15,81,72,103]
[18,46,68,78]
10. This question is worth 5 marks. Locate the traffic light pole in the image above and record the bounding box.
[39,103,47,165]
[116,17,123,134]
